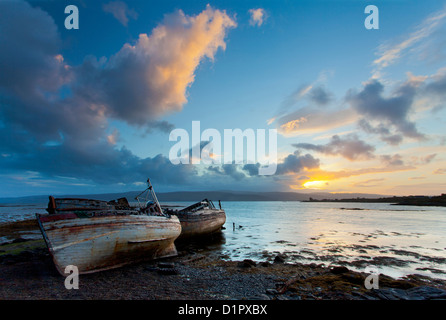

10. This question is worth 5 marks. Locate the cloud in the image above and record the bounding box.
[75,5,236,126]
[380,154,405,167]
[103,0,138,26]
[276,83,334,117]
[410,153,437,165]
[425,67,446,96]
[0,2,236,188]
[0,139,198,187]
[347,78,426,142]
[289,151,416,189]
[433,168,446,174]
[248,8,267,27]
[207,164,246,181]
[409,176,426,180]
[352,178,386,188]
[373,7,446,78]
[275,151,320,175]
[206,151,319,178]
[269,72,342,136]
[358,119,403,146]
[276,107,356,136]
[308,85,333,106]
[293,134,375,161]
[221,164,246,181]
[0,1,70,95]
[144,120,175,134]
[107,128,120,145]
[242,163,261,176]
[296,162,414,188]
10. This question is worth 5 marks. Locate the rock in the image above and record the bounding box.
[351,291,379,300]
[406,286,446,300]
[248,294,271,300]
[370,286,446,300]
[12,238,28,244]
[157,267,179,275]
[158,262,175,269]
[373,288,410,300]
[259,261,271,267]
[237,259,256,268]
[144,266,158,272]
[330,266,349,274]
[265,289,278,295]
[0,254,14,265]
[273,254,285,264]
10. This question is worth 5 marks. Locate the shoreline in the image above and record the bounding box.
[304,194,446,207]
[1,219,446,300]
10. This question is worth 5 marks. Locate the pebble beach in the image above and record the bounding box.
[1,219,445,300]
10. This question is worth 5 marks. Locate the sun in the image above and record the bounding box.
[303,180,328,189]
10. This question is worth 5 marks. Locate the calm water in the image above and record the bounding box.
[1,201,445,279]
[219,201,446,279]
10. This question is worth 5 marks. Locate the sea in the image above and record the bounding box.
[1,200,445,280]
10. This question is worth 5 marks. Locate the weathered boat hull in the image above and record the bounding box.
[175,209,226,239]
[36,213,181,275]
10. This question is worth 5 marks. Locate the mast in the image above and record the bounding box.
[147,178,163,214]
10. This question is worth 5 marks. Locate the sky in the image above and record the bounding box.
[0,0,445,197]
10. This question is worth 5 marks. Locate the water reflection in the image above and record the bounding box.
[175,231,226,254]
[216,201,446,280]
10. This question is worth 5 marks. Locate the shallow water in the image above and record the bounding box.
[1,200,445,280]
[218,201,446,280]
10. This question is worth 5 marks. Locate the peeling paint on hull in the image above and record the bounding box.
[37,213,181,275]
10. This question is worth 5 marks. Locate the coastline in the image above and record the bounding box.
[1,219,445,300]
[304,194,446,207]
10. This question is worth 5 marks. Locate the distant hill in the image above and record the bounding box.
[0,190,385,204]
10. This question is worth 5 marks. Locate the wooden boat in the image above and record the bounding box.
[165,199,226,239]
[36,179,181,275]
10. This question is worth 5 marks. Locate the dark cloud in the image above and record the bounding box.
[347,79,425,142]
[277,84,333,118]
[308,85,333,106]
[0,0,98,147]
[0,2,237,189]
[207,164,246,181]
[358,119,403,146]
[103,0,138,27]
[242,163,260,176]
[293,134,375,161]
[425,70,446,96]
[409,153,437,166]
[380,154,405,167]
[425,69,446,113]
[222,164,246,181]
[0,140,197,187]
[423,153,437,164]
[275,151,320,175]
[145,120,175,134]
[207,151,320,178]
[0,1,68,94]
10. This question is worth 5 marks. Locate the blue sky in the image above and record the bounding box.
[1,0,445,197]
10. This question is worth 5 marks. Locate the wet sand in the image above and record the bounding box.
[0,219,445,300]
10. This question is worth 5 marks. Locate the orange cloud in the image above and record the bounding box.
[280,117,307,133]
[248,8,267,27]
[77,5,237,125]
[277,107,357,136]
[289,163,415,190]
